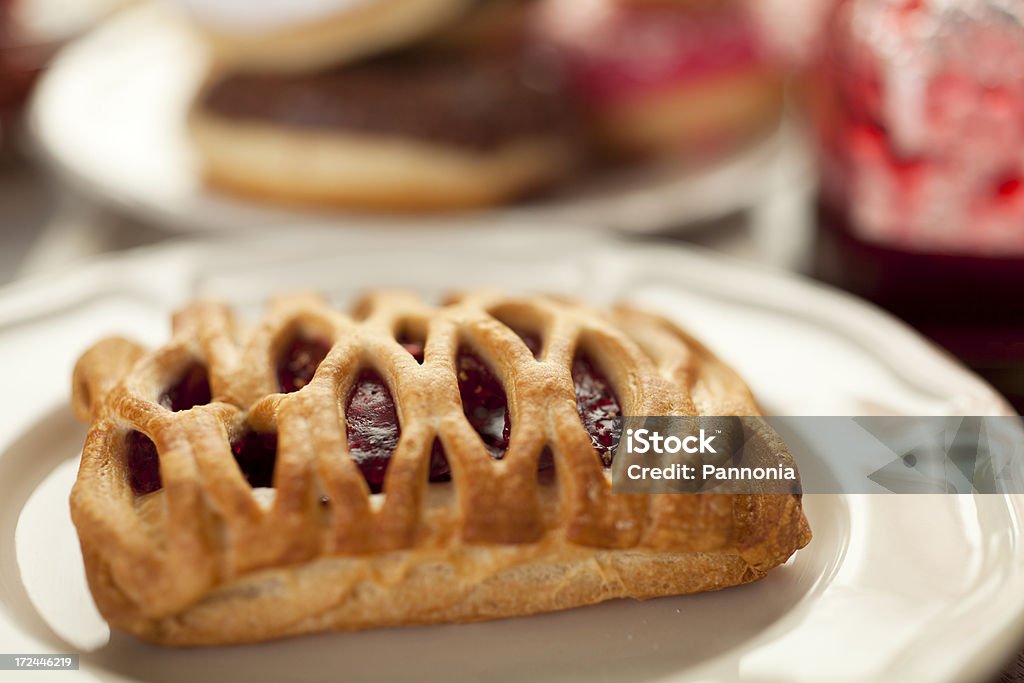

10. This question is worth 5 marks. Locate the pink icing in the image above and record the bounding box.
[540,1,764,105]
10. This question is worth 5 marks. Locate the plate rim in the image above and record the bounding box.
[0,231,1010,416]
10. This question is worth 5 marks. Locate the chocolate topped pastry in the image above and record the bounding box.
[200,51,574,152]
[185,0,579,211]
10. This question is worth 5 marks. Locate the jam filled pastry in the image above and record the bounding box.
[70,291,810,646]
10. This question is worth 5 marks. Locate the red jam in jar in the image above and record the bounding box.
[810,0,1024,410]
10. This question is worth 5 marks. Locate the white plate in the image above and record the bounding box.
[27,4,811,236]
[0,228,1019,683]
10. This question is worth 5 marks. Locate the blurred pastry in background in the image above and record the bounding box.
[177,0,784,211]
[172,0,475,73]
[190,51,578,210]
[534,0,784,159]
[184,0,580,210]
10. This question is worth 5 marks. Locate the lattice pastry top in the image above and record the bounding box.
[70,291,810,646]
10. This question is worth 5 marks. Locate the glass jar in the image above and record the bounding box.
[810,0,1024,411]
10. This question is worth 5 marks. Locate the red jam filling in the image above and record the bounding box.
[276,336,331,393]
[518,330,543,359]
[399,337,426,364]
[491,313,543,359]
[457,350,510,459]
[572,354,622,467]
[159,362,212,412]
[231,431,278,488]
[537,446,555,472]
[429,438,451,483]
[345,370,400,493]
[537,446,557,485]
[343,367,450,490]
[125,430,161,495]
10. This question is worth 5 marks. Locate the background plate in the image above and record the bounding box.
[0,228,1018,683]
[27,4,810,236]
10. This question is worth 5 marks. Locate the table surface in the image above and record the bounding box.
[1,148,1021,683]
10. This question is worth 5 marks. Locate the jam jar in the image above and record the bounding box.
[810,0,1024,411]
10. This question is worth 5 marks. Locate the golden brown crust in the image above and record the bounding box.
[188,110,576,211]
[591,69,783,158]
[83,542,781,646]
[70,291,811,646]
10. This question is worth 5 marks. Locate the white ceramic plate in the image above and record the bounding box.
[0,228,1019,683]
[27,4,811,236]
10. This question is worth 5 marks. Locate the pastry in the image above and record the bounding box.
[182,0,580,211]
[534,0,783,159]
[174,0,476,73]
[70,291,811,646]
[189,49,579,210]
